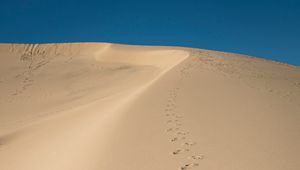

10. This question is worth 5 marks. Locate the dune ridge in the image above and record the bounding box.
[0,43,299,170]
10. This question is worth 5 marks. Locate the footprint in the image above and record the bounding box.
[170,137,178,142]
[179,163,199,170]
[172,148,190,155]
[182,142,196,146]
[189,155,205,160]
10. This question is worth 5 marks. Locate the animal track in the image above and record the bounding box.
[171,137,178,142]
[182,142,196,146]
[162,63,208,169]
[189,155,205,160]
[172,148,190,155]
[179,163,199,170]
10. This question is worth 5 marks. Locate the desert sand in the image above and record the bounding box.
[0,43,299,170]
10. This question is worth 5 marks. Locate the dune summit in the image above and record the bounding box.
[0,43,299,170]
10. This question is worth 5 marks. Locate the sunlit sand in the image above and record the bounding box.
[0,43,299,170]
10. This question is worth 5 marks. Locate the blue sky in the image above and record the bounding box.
[0,0,299,66]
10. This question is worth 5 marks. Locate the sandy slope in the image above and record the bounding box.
[0,43,299,170]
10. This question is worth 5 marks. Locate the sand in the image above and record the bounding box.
[0,43,299,170]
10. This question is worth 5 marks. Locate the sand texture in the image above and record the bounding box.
[0,43,299,170]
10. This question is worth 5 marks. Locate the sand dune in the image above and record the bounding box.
[0,43,299,170]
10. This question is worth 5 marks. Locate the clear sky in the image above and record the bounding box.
[0,0,299,66]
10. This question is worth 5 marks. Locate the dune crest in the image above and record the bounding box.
[0,43,299,170]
